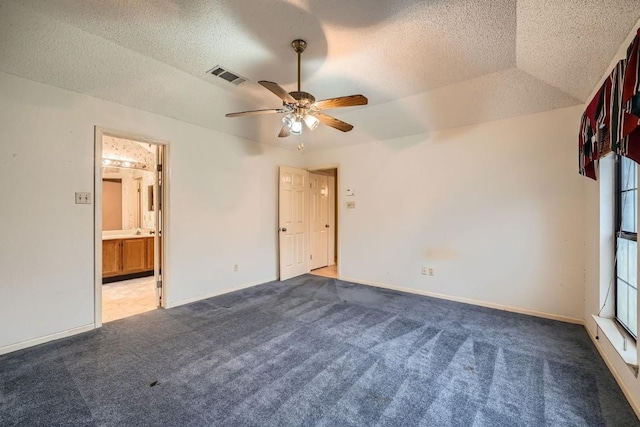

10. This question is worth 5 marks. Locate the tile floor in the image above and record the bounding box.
[102,276,157,322]
[310,264,338,278]
[103,266,335,323]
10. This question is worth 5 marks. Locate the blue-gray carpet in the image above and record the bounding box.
[1,275,638,426]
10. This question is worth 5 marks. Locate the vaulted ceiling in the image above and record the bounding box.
[1,0,638,151]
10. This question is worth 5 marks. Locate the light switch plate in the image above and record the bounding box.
[346,188,355,197]
[75,192,92,204]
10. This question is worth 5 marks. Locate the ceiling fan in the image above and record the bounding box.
[225,39,368,138]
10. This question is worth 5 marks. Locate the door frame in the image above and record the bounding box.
[304,164,341,278]
[93,127,170,328]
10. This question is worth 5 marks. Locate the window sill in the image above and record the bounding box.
[592,315,638,368]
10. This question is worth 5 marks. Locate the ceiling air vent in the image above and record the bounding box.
[207,65,247,85]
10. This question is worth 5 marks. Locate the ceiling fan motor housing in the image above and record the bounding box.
[288,91,316,108]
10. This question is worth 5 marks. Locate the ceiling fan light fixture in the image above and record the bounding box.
[282,114,293,128]
[290,117,303,134]
[282,114,302,135]
[304,114,320,131]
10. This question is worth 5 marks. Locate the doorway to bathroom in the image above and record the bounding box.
[94,128,167,325]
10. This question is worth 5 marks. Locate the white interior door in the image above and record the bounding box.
[279,166,309,280]
[310,173,329,270]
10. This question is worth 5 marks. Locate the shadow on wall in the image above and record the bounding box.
[237,137,265,157]
[423,247,460,261]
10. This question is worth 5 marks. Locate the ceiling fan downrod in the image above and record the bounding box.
[292,39,307,93]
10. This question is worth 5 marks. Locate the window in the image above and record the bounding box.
[615,155,638,338]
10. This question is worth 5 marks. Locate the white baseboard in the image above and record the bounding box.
[0,324,95,356]
[165,277,277,309]
[339,276,584,325]
[585,324,640,420]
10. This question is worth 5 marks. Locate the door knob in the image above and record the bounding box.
[325,224,330,228]
[281,227,287,232]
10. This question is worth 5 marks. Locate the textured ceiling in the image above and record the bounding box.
[102,136,155,166]
[0,0,638,151]
[517,0,640,101]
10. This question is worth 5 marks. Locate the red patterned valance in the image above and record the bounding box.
[579,28,640,180]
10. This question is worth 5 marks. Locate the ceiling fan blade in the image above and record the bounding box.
[258,81,297,104]
[312,112,354,132]
[313,94,368,110]
[225,108,288,118]
[278,124,291,138]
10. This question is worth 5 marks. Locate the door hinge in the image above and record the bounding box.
[310,254,313,260]
[156,280,162,289]
[157,164,163,172]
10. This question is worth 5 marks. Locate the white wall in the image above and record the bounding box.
[0,71,303,351]
[306,105,586,321]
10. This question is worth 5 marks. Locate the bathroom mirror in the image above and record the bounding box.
[102,135,157,233]
[148,185,154,211]
[102,167,155,232]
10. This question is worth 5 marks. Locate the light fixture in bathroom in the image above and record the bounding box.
[102,157,150,171]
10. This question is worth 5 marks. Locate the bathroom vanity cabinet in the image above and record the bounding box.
[102,236,154,279]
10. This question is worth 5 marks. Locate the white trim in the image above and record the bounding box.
[94,128,103,328]
[307,163,341,172]
[278,163,342,281]
[340,276,584,325]
[336,166,341,278]
[159,143,170,307]
[585,323,640,420]
[306,163,341,278]
[592,315,638,367]
[164,277,276,309]
[0,324,94,356]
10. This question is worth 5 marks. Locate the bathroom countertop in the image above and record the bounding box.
[102,233,154,240]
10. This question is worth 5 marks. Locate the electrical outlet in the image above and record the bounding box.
[347,201,356,209]
[233,264,238,272]
[421,267,435,276]
[75,192,91,204]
